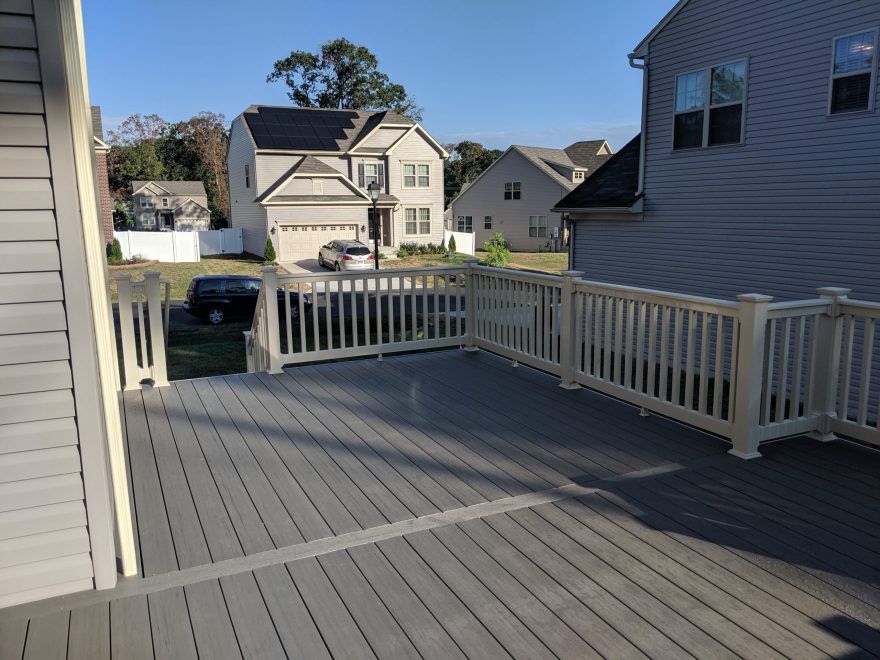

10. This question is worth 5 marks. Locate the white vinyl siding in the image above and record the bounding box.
[388,130,444,246]
[227,118,269,255]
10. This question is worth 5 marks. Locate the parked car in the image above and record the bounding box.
[318,240,374,271]
[183,275,311,325]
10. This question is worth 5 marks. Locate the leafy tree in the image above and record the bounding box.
[267,38,423,121]
[444,141,504,205]
[482,232,511,267]
[263,237,277,264]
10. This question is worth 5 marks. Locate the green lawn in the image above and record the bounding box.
[166,321,250,381]
[109,253,263,301]
[383,250,568,275]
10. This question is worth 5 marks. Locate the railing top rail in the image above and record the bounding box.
[573,278,740,312]
[277,264,466,283]
[840,299,880,316]
[766,298,829,319]
[471,265,564,286]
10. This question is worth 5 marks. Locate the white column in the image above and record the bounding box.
[463,258,479,351]
[144,272,168,387]
[261,265,284,373]
[729,293,772,459]
[114,274,141,390]
[558,270,584,389]
[808,287,850,441]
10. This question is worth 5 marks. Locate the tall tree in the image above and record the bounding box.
[267,38,423,121]
[444,141,504,205]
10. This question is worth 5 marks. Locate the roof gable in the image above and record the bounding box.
[132,180,207,196]
[631,0,692,57]
[256,155,368,204]
[553,134,641,212]
[173,197,210,214]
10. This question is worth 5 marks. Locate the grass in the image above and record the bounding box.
[109,253,264,301]
[166,321,250,381]
[381,250,568,275]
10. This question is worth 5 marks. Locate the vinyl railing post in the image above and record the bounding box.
[558,270,584,389]
[808,287,850,441]
[464,258,480,352]
[143,272,168,387]
[261,265,283,373]
[242,330,255,373]
[114,274,141,390]
[729,293,772,459]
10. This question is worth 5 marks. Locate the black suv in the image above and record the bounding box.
[183,275,311,325]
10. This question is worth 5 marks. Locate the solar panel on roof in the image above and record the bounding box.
[244,107,361,150]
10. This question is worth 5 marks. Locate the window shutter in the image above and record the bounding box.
[358,163,364,187]
[378,163,385,188]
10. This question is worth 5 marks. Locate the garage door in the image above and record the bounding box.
[278,224,358,262]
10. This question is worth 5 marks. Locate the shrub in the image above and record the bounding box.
[482,232,511,267]
[447,234,457,254]
[107,238,123,265]
[263,236,276,264]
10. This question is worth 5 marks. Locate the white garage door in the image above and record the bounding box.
[278,223,358,262]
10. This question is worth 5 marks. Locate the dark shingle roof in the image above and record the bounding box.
[514,141,613,189]
[242,105,415,152]
[132,180,207,196]
[553,135,641,211]
[564,140,613,171]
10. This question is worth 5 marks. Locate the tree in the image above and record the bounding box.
[444,141,503,205]
[482,232,511,267]
[267,38,423,121]
[263,237,277,264]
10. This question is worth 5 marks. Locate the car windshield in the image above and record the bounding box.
[346,246,371,256]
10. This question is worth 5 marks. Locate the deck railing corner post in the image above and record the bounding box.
[114,273,140,390]
[558,270,585,389]
[463,258,480,352]
[730,292,773,459]
[807,287,851,441]
[261,265,284,374]
[143,271,168,387]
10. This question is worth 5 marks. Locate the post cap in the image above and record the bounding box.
[561,270,585,278]
[113,273,133,280]
[142,271,160,279]
[736,293,773,303]
[817,287,851,298]
[260,265,278,273]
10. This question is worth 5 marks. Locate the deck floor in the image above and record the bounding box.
[2,350,880,658]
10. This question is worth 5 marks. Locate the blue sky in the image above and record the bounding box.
[83,0,672,150]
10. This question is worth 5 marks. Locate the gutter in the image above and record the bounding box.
[628,49,648,197]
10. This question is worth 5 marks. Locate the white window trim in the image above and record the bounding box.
[672,58,749,150]
[827,27,879,116]
[457,215,473,233]
[312,179,324,195]
[403,207,432,236]
[528,215,548,238]
[504,181,521,200]
[162,197,169,207]
[245,163,250,188]
[484,215,492,230]
[401,161,432,188]
[363,162,381,187]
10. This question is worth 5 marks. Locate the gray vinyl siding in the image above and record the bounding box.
[450,149,568,251]
[573,0,880,303]
[0,0,95,607]
[227,117,268,256]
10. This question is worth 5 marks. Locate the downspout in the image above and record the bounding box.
[566,214,574,271]
[628,47,648,197]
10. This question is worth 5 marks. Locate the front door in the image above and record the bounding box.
[367,209,380,242]
[381,209,392,246]
[160,212,174,230]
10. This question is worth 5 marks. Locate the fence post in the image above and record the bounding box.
[463,258,480,352]
[261,265,284,373]
[558,270,584,389]
[808,287,850,441]
[729,293,772,459]
[143,272,168,387]
[115,274,142,390]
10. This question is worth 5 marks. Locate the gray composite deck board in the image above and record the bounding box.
[7,352,880,659]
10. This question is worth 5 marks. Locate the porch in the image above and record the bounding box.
[2,350,880,658]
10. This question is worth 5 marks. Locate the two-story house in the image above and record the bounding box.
[447,141,612,251]
[226,105,447,262]
[556,0,880,303]
[130,180,211,231]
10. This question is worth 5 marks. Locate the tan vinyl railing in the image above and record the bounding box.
[247,264,880,458]
[115,272,170,390]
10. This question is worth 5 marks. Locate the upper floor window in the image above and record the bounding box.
[457,215,473,233]
[312,179,324,195]
[529,215,547,238]
[139,197,153,208]
[403,163,430,187]
[245,164,250,188]
[162,197,169,207]
[504,181,521,200]
[674,59,746,150]
[573,171,585,181]
[358,162,385,188]
[830,29,877,114]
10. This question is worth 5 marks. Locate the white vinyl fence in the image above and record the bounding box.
[114,228,243,262]
[198,228,243,255]
[444,229,475,255]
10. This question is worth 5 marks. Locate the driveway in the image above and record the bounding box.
[278,259,323,274]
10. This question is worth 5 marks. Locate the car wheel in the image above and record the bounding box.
[335,262,341,271]
[318,253,324,267]
[206,308,225,325]
[290,305,299,320]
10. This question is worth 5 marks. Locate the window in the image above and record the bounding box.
[197,280,222,294]
[573,171,585,181]
[140,212,154,226]
[224,279,248,293]
[418,164,430,187]
[312,179,324,195]
[830,30,877,114]
[504,182,521,200]
[244,164,250,188]
[457,215,473,233]
[674,59,746,149]
[162,197,169,207]
[529,215,547,238]
[405,208,432,235]
[359,162,385,187]
[484,216,492,230]
[139,197,152,208]
[402,163,430,187]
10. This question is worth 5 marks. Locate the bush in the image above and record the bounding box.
[263,236,276,264]
[482,232,511,267]
[447,234,457,254]
[107,238,123,265]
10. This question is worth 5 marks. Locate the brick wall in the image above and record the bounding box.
[95,150,113,245]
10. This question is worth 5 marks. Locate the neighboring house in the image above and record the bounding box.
[555,0,880,303]
[446,141,612,251]
[0,0,128,605]
[226,105,448,262]
[131,180,211,231]
[92,106,113,245]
